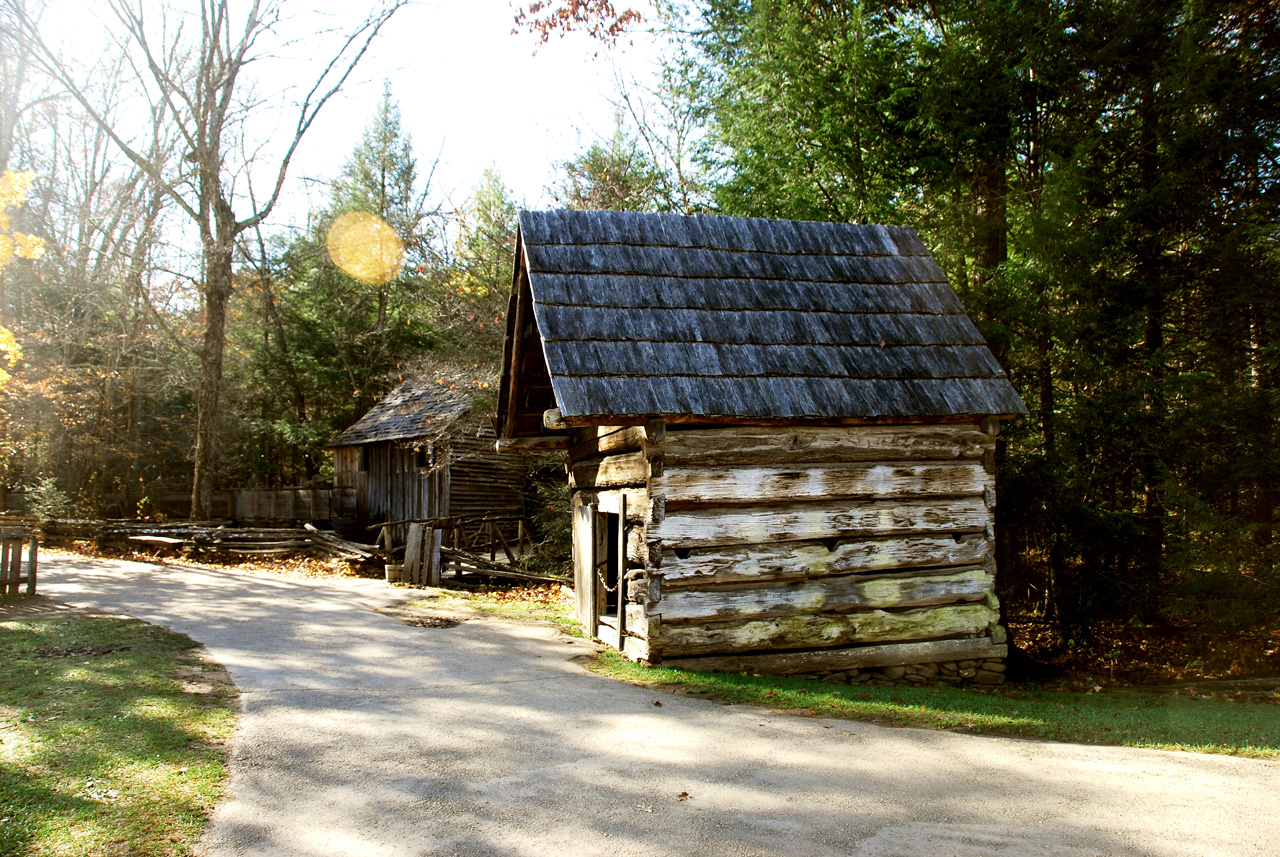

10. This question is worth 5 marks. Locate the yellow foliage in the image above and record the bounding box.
[0,170,40,388]
[0,169,45,275]
[0,324,20,387]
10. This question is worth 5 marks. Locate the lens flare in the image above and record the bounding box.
[326,211,404,284]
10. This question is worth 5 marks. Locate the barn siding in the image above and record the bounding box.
[333,427,527,543]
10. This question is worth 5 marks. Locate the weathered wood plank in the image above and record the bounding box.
[656,568,993,623]
[403,523,425,584]
[650,497,991,549]
[653,461,990,507]
[573,504,597,631]
[570,452,650,489]
[659,534,991,586]
[653,603,998,657]
[662,638,1008,675]
[426,528,443,586]
[656,424,992,467]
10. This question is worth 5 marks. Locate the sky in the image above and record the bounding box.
[39,0,666,232]
[272,0,666,224]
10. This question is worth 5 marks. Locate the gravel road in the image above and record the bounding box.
[32,556,1280,857]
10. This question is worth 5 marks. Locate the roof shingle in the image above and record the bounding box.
[510,210,1027,424]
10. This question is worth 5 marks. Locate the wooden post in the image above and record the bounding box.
[426,528,442,586]
[25,534,36,595]
[616,495,627,642]
[0,527,26,596]
[404,523,425,585]
[1,535,10,596]
[573,503,598,633]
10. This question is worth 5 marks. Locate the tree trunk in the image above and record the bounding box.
[191,210,234,520]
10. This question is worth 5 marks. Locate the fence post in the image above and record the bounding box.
[25,534,37,595]
[0,533,10,596]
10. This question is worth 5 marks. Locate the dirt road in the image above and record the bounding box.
[34,556,1280,856]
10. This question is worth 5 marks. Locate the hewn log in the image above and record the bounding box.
[659,533,991,586]
[656,424,991,467]
[653,461,989,507]
[572,488,655,525]
[570,452,651,490]
[568,426,648,462]
[655,568,993,623]
[650,497,990,549]
[661,638,1008,675]
[494,435,571,453]
[653,603,998,657]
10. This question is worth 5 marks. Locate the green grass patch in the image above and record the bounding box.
[409,584,581,637]
[0,606,237,855]
[590,651,1280,758]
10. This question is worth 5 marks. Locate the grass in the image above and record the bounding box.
[407,585,1279,757]
[0,603,237,856]
[588,650,1280,759]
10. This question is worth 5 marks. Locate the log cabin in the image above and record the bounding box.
[329,376,527,541]
[495,210,1027,683]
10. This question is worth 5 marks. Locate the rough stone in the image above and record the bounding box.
[981,661,1007,672]
[959,668,977,678]
[958,660,979,669]
[975,670,1005,685]
[881,665,907,680]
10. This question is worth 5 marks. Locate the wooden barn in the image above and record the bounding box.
[496,210,1028,683]
[329,376,527,539]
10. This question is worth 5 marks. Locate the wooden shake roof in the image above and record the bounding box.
[328,377,471,447]
[498,210,1026,435]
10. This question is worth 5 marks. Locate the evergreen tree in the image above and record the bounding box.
[228,87,441,487]
[692,0,1280,635]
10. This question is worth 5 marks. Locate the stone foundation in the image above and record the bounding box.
[799,657,1006,688]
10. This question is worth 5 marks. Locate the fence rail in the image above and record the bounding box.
[3,517,375,562]
[1,526,37,595]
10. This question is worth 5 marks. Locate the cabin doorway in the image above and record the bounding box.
[573,495,628,648]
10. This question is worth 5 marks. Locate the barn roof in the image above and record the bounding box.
[499,210,1027,434]
[328,377,472,447]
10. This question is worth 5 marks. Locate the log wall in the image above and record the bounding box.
[568,420,1008,675]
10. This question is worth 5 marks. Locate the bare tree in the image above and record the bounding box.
[12,0,406,518]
